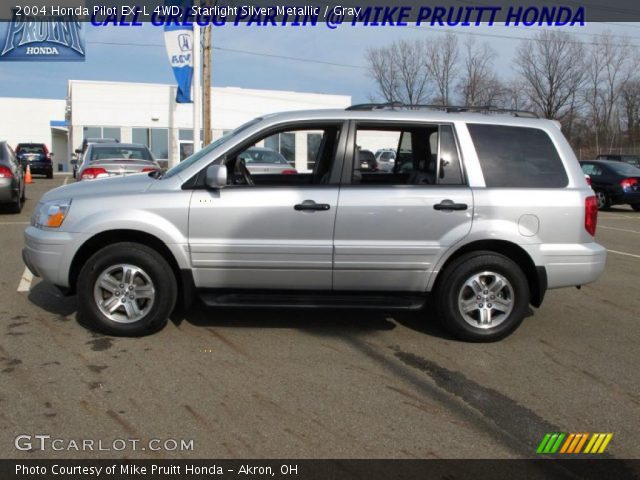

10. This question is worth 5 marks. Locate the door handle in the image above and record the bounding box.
[434,200,468,211]
[294,201,331,212]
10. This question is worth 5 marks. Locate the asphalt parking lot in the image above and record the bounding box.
[0,175,638,460]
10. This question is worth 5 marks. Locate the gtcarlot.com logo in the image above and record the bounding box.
[0,11,85,61]
[537,432,613,454]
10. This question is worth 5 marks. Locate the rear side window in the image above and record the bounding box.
[468,124,568,188]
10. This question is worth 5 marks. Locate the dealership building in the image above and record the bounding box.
[0,80,351,172]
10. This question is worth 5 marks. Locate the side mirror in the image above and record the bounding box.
[205,164,227,189]
[70,159,78,165]
[74,148,82,154]
[50,152,55,157]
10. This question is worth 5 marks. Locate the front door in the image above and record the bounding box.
[333,122,473,291]
[188,122,345,290]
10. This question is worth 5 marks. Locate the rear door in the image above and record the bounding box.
[333,122,473,292]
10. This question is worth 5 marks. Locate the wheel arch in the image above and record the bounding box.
[68,229,195,308]
[430,239,547,308]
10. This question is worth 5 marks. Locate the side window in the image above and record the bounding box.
[352,124,464,186]
[581,164,595,175]
[438,125,464,185]
[228,124,342,186]
[468,124,568,188]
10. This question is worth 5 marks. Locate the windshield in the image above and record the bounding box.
[90,147,151,161]
[608,162,640,176]
[163,117,263,179]
[17,144,45,154]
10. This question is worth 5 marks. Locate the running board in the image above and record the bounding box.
[198,291,426,310]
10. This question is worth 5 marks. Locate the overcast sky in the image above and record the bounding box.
[2,22,640,103]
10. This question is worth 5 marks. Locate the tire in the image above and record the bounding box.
[632,204,640,212]
[47,171,53,179]
[434,251,530,342]
[8,191,22,214]
[77,242,177,336]
[595,190,610,211]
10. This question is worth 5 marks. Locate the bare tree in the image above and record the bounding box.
[366,45,399,103]
[620,79,640,148]
[425,32,459,106]
[458,39,504,106]
[515,31,585,119]
[365,40,429,105]
[583,33,632,152]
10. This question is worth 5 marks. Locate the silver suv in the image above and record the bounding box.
[22,105,606,341]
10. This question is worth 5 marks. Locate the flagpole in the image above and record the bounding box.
[192,23,202,153]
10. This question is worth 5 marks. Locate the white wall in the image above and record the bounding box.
[0,97,65,151]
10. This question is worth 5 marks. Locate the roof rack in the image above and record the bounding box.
[345,102,539,118]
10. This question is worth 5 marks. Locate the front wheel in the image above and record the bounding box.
[77,242,177,336]
[434,251,530,342]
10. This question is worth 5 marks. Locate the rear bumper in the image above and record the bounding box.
[536,242,607,289]
[29,163,52,174]
[0,179,18,202]
[620,191,640,205]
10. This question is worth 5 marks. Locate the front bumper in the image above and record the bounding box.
[22,226,80,288]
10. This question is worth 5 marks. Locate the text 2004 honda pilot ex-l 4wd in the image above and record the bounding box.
[23,105,606,341]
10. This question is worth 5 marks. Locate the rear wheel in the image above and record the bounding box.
[632,204,640,212]
[77,242,177,336]
[434,251,530,342]
[46,171,53,179]
[596,190,610,210]
[8,192,22,214]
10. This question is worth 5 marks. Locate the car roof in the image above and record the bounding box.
[580,160,618,166]
[259,109,560,129]
[89,143,147,149]
[17,142,45,146]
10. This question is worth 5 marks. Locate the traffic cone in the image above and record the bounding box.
[25,165,33,184]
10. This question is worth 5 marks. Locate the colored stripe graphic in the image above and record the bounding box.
[537,433,612,454]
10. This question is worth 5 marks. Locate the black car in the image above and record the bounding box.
[595,154,640,168]
[15,143,53,178]
[580,160,640,211]
[357,149,378,172]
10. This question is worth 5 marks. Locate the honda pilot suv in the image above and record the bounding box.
[22,105,606,341]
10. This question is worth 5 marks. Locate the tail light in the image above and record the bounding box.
[141,167,159,173]
[620,178,638,191]
[281,169,298,175]
[585,174,592,186]
[585,196,598,237]
[79,167,108,180]
[0,166,13,178]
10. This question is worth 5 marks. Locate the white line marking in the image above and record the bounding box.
[607,249,640,259]
[62,176,69,185]
[599,225,640,235]
[600,213,640,220]
[0,221,29,225]
[17,267,33,292]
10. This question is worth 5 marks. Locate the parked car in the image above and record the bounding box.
[596,154,640,168]
[357,149,378,172]
[15,143,53,178]
[0,142,26,213]
[375,149,396,172]
[580,160,640,211]
[238,147,297,175]
[23,105,605,341]
[76,143,160,181]
[73,138,120,178]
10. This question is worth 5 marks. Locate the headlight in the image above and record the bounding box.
[32,199,72,229]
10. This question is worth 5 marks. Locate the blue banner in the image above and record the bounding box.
[163,0,194,103]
